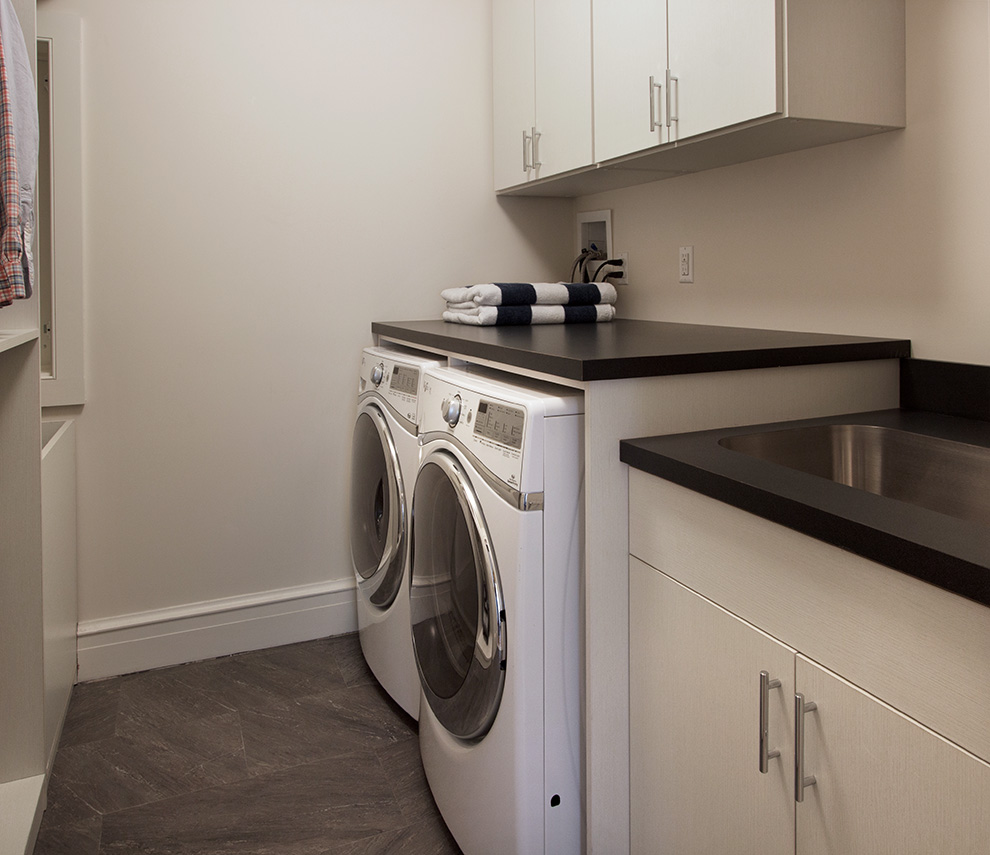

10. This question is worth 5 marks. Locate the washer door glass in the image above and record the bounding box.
[411,450,506,740]
[349,406,406,608]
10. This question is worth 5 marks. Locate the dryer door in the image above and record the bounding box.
[349,403,406,608]
[411,449,507,741]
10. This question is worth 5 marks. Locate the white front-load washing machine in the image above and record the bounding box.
[349,345,441,720]
[410,365,584,854]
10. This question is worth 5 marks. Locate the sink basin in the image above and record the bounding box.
[719,424,990,526]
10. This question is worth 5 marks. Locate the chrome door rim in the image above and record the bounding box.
[350,404,407,608]
[411,449,507,740]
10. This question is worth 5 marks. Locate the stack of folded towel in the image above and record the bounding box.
[441,282,617,326]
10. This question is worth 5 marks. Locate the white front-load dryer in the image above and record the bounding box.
[411,365,584,854]
[349,345,441,720]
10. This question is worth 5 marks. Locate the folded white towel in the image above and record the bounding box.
[441,282,617,307]
[443,304,615,326]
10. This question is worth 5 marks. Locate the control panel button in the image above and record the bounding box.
[370,363,385,387]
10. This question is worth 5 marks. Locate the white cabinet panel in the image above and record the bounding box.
[41,419,78,771]
[534,0,592,178]
[593,0,779,160]
[666,0,780,141]
[493,0,535,190]
[592,0,667,162]
[493,0,592,190]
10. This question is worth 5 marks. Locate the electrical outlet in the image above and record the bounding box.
[679,246,694,283]
[588,252,628,285]
[609,252,629,285]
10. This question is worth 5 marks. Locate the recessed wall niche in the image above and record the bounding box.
[37,10,84,407]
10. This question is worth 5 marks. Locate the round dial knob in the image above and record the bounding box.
[370,363,385,387]
[444,394,462,428]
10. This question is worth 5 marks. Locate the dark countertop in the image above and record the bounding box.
[620,410,990,608]
[372,319,910,382]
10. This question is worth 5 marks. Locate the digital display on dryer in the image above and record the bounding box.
[389,365,419,395]
[474,400,524,449]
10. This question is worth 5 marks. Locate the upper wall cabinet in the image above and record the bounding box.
[499,0,906,197]
[592,0,668,161]
[493,0,593,191]
[665,0,779,143]
[594,0,778,162]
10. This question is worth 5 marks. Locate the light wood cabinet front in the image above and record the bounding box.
[630,558,794,855]
[796,656,990,855]
[629,481,990,854]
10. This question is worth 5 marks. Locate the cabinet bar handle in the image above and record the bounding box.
[532,127,542,169]
[666,69,679,134]
[759,670,782,773]
[522,129,532,172]
[649,75,663,132]
[794,692,818,802]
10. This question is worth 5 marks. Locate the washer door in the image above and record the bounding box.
[349,404,406,608]
[410,449,506,741]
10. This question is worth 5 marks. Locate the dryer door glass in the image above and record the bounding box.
[349,406,406,608]
[411,450,506,740]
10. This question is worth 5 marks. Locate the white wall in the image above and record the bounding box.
[38,0,574,644]
[578,0,990,367]
[45,0,989,671]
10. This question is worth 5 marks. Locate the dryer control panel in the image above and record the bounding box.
[359,348,434,425]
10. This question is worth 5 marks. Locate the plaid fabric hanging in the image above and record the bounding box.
[0,23,25,308]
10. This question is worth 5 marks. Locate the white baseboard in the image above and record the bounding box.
[76,578,358,681]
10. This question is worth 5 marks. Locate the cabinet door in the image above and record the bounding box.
[493,0,535,190]
[666,0,780,141]
[593,0,667,162]
[796,656,990,855]
[533,0,592,178]
[630,557,795,855]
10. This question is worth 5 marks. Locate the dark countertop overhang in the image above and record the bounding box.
[620,410,990,608]
[372,319,910,382]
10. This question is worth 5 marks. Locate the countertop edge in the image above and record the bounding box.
[373,320,911,382]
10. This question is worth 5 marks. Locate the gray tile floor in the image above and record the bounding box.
[33,634,462,854]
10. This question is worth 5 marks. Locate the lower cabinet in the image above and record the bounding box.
[630,557,990,854]
[630,560,794,855]
[795,656,990,854]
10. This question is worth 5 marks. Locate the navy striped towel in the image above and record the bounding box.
[443,304,615,326]
[441,282,617,307]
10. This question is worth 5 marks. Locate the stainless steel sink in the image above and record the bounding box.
[719,424,990,526]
